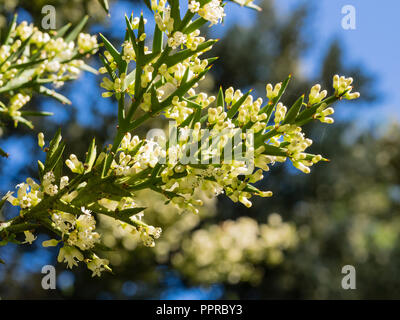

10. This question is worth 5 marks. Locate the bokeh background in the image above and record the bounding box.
[0,0,399,299]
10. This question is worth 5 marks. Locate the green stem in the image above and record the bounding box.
[0,218,40,234]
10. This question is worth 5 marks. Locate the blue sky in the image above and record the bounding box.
[209,0,400,124]
[275,0,400,123]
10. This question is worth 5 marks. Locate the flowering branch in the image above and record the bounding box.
[0,15,99,156]
[0,0,359,277]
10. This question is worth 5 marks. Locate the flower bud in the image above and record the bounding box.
[38,132,45,148]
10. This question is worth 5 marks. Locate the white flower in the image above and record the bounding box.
[122,41,136,62]
[46,60,61,72]
[57,245,84,269]
[189,1,200,13]
[308,84,327,105]
[15,21,34,40]
[148,226,162,239]
[77,33,98,52]
[43,171,58,196]
[67,208,100,251]
[60,176,69,189]
[52,211,76,235]
[9,181,43,209]
[23,231,37,244]
[198,0,226,26]
[98,198,119,211]
[65,154,85,174]
[87,255,110,277]
[167,31,187,49]
[274,102,287,125]
[333,75,360,100]
[266,82,282,100]
[61,191,78,203]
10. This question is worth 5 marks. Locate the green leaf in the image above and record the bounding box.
[165,40,217,68]
[217,86,224,108]
[207,57,219,64]
[138,13,145,46]
[98,0,110,14]
[46,128,62,163]
[38,160,45,182]
[12,58,47,70]
[117,207,147,224]
[169,0,181,29]
[0,193,8,210]
[45,142,66,173]
[100,54,116,80]
[152,18,163,54]
[99,33,125,71]
[226,89,252,119]
[295,95,338,126]
[179,11,195,30]
[181,66,190,84]
[54,23,72,39]
[0,233,20,246]
[85,139,97,172]
[282,95,304,125]
[3,14,17,45]
[12,116,33,129]
[53,154,63,182]
[20,111,53,117]
[261,103,275,124]
[80,63,99,74]
[0,68,36,93]
[262,144,288,157]
[0,146,9,158]
[94,242,113,252]
[124,68,136,90]
[95,206,147,228]
[1,33,34,68]
[143,0,153,11]
[38,86,72,105]
[99,181,132,198]
[125,15,139,53]
[182,17,208,34]
[243,183,263,195]
[180,110,195,127]
[154,67,211,113]
[65,15,88,43]
[268,74,291,107]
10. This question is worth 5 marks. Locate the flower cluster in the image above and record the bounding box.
[0,1,361,278]
[48,208,110,276]
[173,214,298,284]
[198,0,226,26]
[54,207,100,250]
[99,70,360,213]
[97,195,162,248]
[333,75,360,100]
[0,17,98,130]
[6,179,43,210]
[151,0,213,51]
